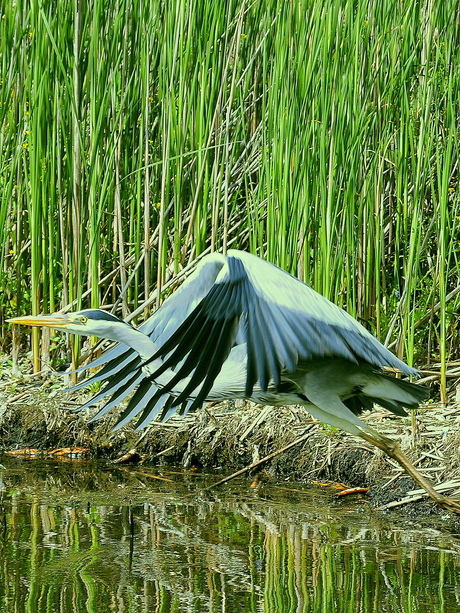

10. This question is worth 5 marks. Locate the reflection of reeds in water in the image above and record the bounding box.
[262,521,458,613]
[1,470,459,613]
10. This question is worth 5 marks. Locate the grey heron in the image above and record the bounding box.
[8,250,460,514]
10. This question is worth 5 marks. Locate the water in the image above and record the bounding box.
[0,458,460,612]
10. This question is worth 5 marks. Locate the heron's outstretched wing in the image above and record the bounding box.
[69,254,229,417]
[146,250,418,410]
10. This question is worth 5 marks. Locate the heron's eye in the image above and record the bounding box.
[77,316,88,324]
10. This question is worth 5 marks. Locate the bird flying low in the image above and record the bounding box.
[7,250,460,514]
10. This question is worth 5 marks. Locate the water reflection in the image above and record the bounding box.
[0,459,459,612]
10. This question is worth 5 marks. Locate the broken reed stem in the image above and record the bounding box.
[204,424,317,490]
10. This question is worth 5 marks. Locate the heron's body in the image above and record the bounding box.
[38,250,425,434]
[8,250,460,514]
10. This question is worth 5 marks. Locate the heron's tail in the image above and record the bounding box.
[345,372,430,417]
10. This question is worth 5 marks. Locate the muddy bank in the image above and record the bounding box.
[1,379,460,516]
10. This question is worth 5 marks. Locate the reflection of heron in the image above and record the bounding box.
[8,250,460,514]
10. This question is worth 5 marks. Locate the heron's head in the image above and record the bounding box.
[7,309,135,343]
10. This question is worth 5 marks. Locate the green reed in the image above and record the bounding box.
[1,0,459,392]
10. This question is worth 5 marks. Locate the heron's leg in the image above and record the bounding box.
[358,426,460,515]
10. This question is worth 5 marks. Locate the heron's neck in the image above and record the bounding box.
[109,326,158,362]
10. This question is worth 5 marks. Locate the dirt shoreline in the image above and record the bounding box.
[1,379,460,518]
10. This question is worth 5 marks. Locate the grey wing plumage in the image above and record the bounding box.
[69,254,228,424]
[146,250,418,409]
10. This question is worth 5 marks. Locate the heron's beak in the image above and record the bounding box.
[6,313,73,329]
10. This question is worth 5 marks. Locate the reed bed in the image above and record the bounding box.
[1,0,459,396]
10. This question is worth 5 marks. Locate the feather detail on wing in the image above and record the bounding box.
[146,250,418,407]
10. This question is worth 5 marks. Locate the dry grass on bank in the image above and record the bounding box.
[1,379,460,515]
